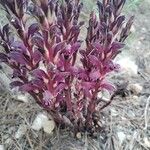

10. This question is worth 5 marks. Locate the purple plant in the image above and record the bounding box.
[0,0,133,134]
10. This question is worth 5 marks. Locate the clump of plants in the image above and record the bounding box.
[0,0,133,135]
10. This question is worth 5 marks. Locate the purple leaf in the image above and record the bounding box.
[54,72,70,82]
[53,41,66,56]
[79,50,86,57]
[40,0,49,14]
[13,69,21,78]
[32,69,48,79]
[100,81,116,92]
[10,41,23,48]
[42,90,53,106]
[77,69,88,80]
[103,60,117,73]
[88,55,100,66]
[10,41,26,53]
[70,41,82,53]
[32,79,46,90]
[78,73,88,80]
[55,82,67,95]
[116,15,125,28]
[9,51,27,64]
[10,81,24,88]
[28,23,39,38]
[92,42,103,52]
[83,89,93,99]
[56,94,64,103]
[19,83,37,92]
[68,66,78,76]
[32,49,42,64]
[111,41,125,50]
[2,24,10,37]
[97,1,104,15]
[31,33,44,48]
[0,53,8,62]
[70,25,80,36]
[89,70,100,81]
[10,18,22,32]
[81,82,95,90]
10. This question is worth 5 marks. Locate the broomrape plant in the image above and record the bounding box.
[0,0,133,134]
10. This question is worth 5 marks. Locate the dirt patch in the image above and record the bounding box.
[0,0,150,150]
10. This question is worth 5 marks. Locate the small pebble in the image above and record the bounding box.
[130,25,136,33]
[132,95,138,100]
[117,131,126,144]
[31,113,55,134]
[76,132,82,139]
[111,108,118,116]
[115,57,138,76]
[31,113,48,131]
[15,124,27,139]
[144,137,150,148]
[43,120,55,134]
[128,83,143,95]
[0,145,5,150]
[16,94,29,103]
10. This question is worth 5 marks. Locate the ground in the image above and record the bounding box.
[0,0,150,150]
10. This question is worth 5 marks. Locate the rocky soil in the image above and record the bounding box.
[0,0,150,149]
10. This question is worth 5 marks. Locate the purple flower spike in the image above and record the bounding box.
[0,0,134,134]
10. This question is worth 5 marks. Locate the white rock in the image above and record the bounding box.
[31,113,48,131]
[16,94,29,103]
[141,28,146,32]
[98,90,111,102]
[102,97,110,102]
[5,138,12,144]
[132,95,138,100]
[117,132,126,144]
[0,72,11,91]
[115,57,138,76]
[31,113,55,134]
[111,108,118,116]
[144,137,150,148]
[76,132,82,139]
[0,145,5,150]
[130,25,136,33]
[15,124,27,139]
[43,120,55,134]
[0,63,13,91]
[128,84,143,95]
